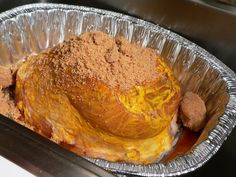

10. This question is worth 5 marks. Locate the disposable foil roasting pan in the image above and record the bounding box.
[0,3,236,176]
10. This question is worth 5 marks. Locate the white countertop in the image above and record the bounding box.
[0,156,35,177]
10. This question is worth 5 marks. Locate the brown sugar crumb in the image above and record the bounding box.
[0,66,14,88]
[0,64,35,131]
[180,92,207,132]
[0,62,23,88]
[49,31,159,90]
[0,63,23,120]
[0,88,21,120]
[0,87,36,132]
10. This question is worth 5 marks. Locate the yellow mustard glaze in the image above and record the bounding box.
[15,54,181,164]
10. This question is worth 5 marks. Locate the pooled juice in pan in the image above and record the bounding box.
[162,129,200,162]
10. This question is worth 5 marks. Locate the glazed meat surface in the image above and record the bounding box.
[15,32,181,164]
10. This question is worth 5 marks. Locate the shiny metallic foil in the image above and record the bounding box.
[0,3,235,176]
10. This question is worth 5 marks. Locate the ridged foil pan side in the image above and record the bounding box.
[0,3,235,176]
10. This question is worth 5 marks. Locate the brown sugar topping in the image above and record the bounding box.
[0,66,14,88]
[47,32,159,90]
[0,89,21,120]
[180,92,207,132]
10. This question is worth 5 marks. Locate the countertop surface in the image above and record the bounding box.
[0,156,35,177]
[0,0,236,177]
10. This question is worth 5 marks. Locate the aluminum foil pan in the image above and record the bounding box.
[0,3,236,177]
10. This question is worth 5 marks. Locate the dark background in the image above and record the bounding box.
[0,0,236,176]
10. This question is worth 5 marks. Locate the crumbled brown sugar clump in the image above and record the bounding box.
[50,31,159,90]
[0,64,22,120]
[0,89,21,119]
[180,92,207,132]
[0,66,14,88]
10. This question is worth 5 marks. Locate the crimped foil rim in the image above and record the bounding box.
[0,3,236,176]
